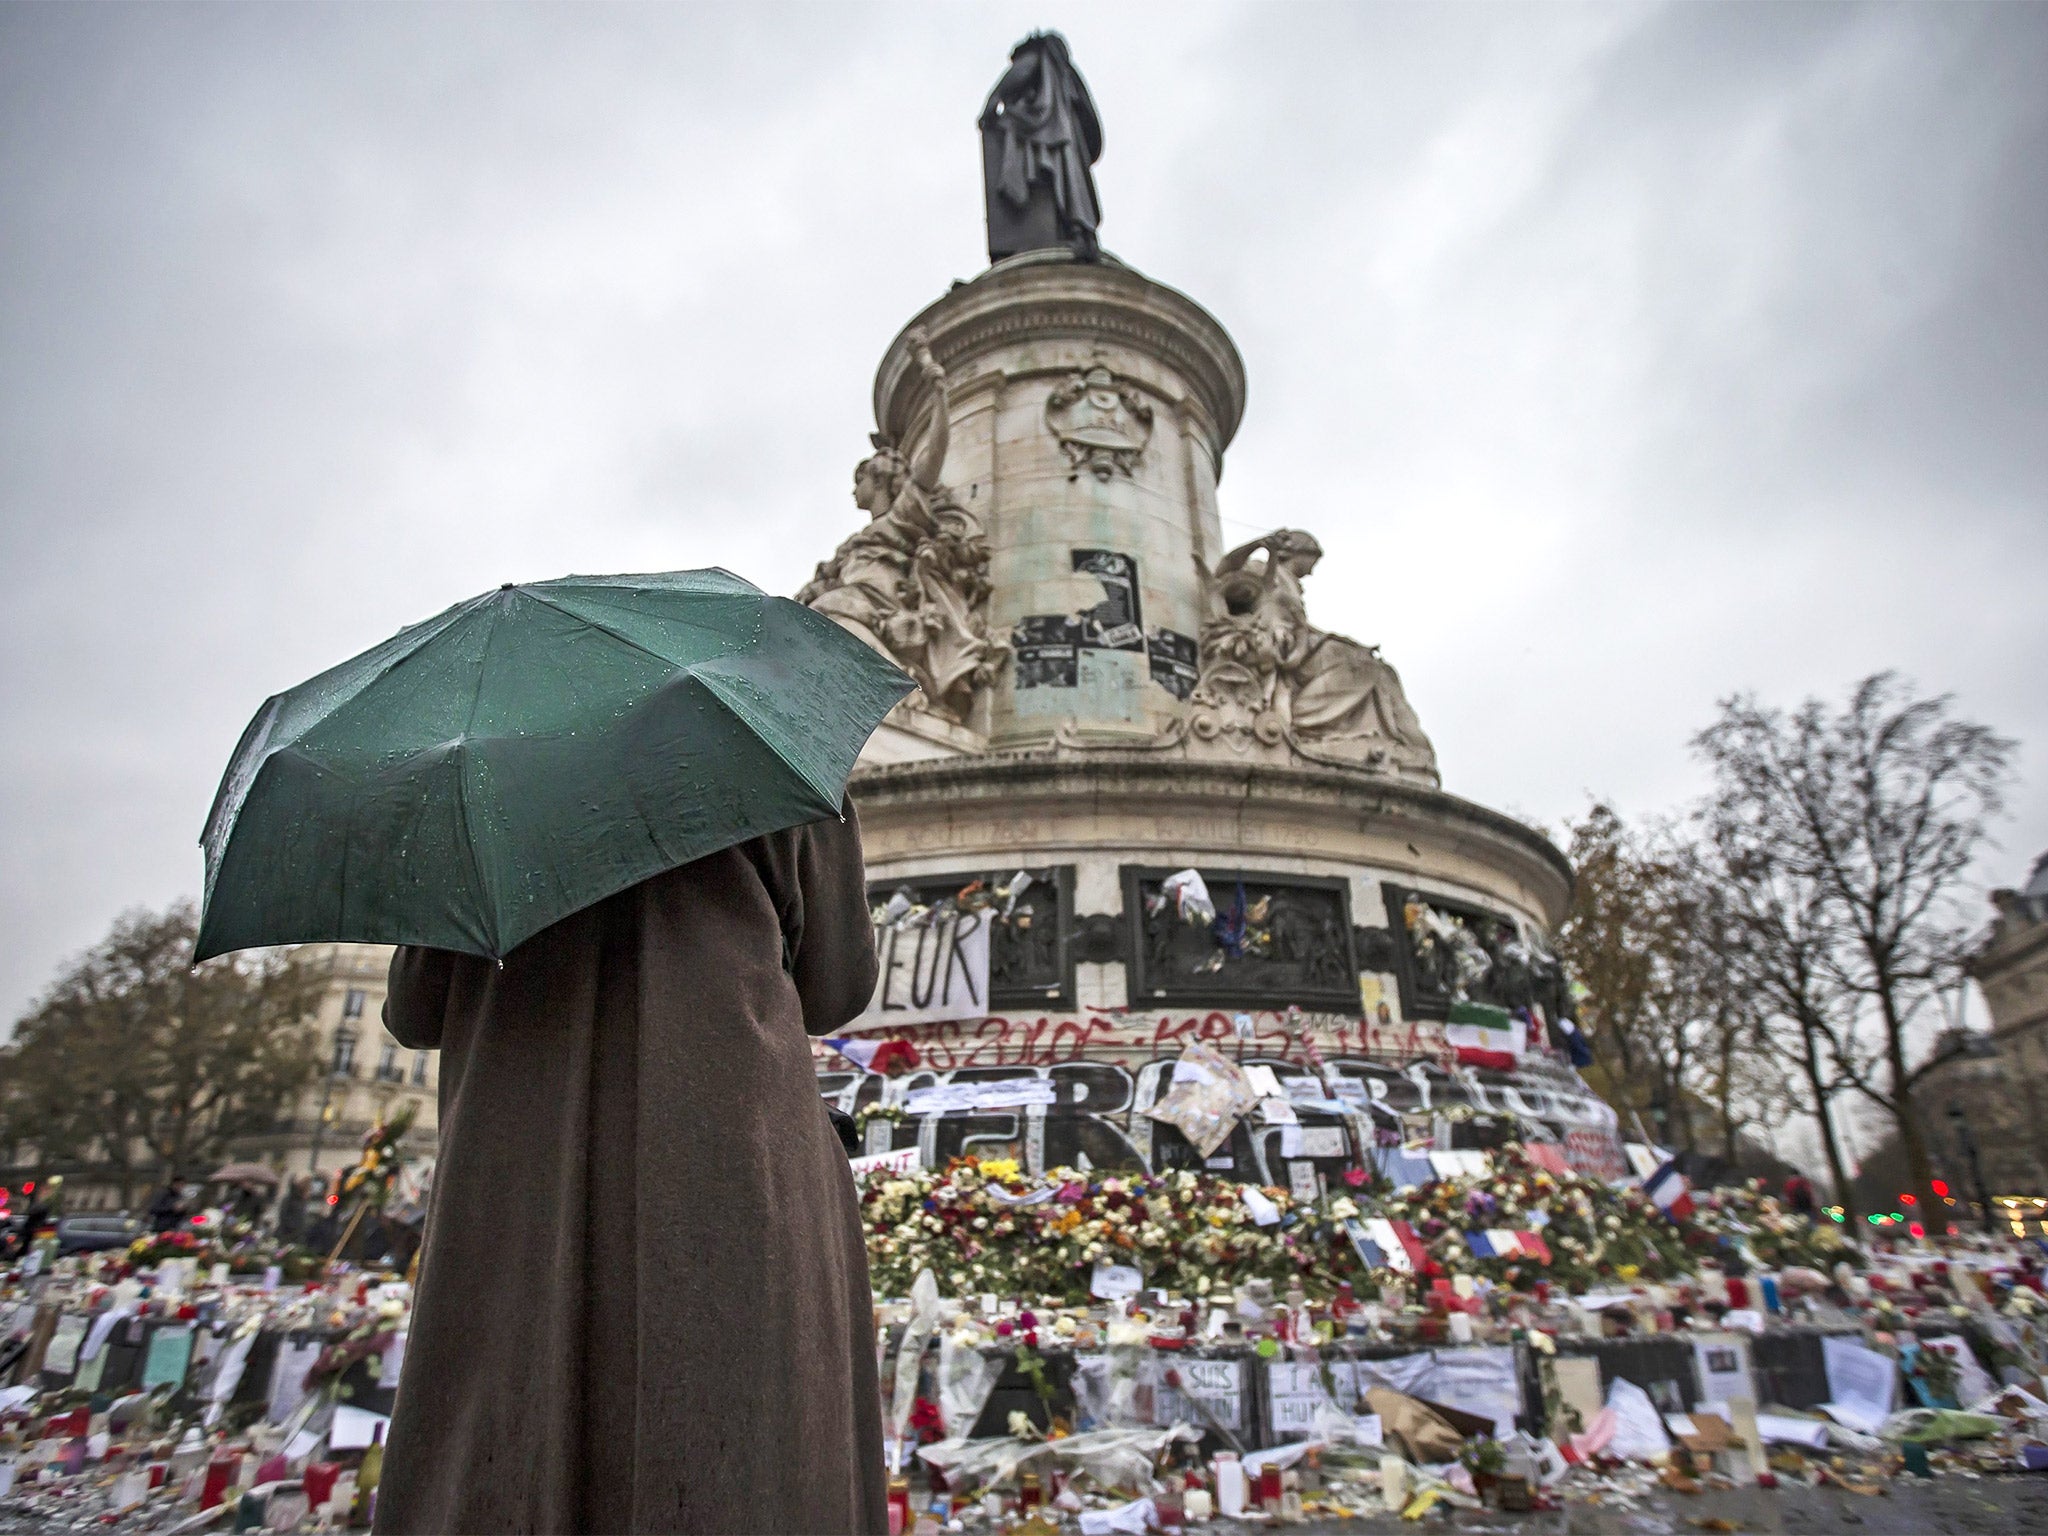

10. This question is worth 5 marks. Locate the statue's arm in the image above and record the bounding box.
[907,329,950,490]
[1214,535,1269,577]
[979,54,1035,128]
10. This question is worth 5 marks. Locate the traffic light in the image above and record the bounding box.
[1931,1180,1950,1197]
[1909,1221,1926,1239]
[1898,1192,1917,1206]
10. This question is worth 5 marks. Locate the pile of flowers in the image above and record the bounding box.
[1376,1144,1695,1293]
[1688,1180,1859,1272]
[861,1146,1850,1303]
[862,1156,1377,1303]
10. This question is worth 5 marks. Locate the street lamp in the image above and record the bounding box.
[1947,1103,1996,1237]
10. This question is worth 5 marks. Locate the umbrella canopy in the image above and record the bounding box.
[210,1162,281,1187]
[196,569,913,961]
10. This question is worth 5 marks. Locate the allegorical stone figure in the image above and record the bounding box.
[980,32,1103,263]
[797,331,1000,724]
[1193,530,1440,779]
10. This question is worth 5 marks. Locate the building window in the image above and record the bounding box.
[411,1052,430,1086]
[377,1041,400,1081]
[343,988,366,1020]
[332,1030,358,1076]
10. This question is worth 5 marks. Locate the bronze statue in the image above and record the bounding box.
[980,32,1103,263]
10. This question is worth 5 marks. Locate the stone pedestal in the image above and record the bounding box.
[872,250,1243,750]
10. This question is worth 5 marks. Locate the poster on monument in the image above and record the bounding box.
[853,905,993,1028]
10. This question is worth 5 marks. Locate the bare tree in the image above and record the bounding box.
[1695,793,1867,1215]
[1557,806,1749,1157]
[1695,673,2014,1215]
[1,902,323,1206]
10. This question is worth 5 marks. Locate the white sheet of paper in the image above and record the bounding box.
[1820,1336,1898,1434]
[79,1307,132,1364]
[1755,1413,1831,1448]
[267,1337,325,1426]
[329,1404,390,1450]
[1288,1162,1320,1205]
[1604,1377,1673,1461]
[1090,1263,1143,1300]
[1241,1186,1281,1227]
[1078,1497,1156,1536]
[43,1316,86,1375]
[1693,1333,1757,1414]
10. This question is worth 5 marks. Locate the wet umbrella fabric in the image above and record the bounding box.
[195,569,912,962]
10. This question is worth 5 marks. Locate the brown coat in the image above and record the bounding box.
[373,809,885,1535]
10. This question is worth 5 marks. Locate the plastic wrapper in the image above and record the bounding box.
[1143,1043,1254,1157]
[937,1329,1001,1437]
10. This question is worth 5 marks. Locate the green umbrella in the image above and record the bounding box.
[195,569,912,962]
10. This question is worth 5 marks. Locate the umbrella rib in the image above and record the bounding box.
[518,587,746,673]
[451,601,511,957]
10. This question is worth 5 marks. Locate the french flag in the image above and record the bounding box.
[823,1037,920,1075]
[1643,1158,1695,1221]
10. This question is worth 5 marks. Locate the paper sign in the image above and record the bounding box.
[1152,1357,1244,1431]
[859,907,992,1028]
[140,1326,194,1390]
[1090,1263,1143,1300]
[1693,1333,1757,1412]
[330,1404,390,1450]
[1550,1357,1605,1432]
[1820,1336,1898,1434]
[266,1337,324,1425]
[1268,1361,1332,1436]
[1287,1127,1347,1159]
[904,1080,1054,1114]
[1242,1066,1283,1100]
[42,1317,86,1376]
[1604,1377,1672,1461]
[849,1148,922,1180]
[1287,1162,1320,1204]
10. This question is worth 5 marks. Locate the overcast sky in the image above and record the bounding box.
[4,2,2043,1029]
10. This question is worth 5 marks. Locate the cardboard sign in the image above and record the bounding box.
[858,908,992,1028]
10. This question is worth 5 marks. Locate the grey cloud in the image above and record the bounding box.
[2,2,2042,1021]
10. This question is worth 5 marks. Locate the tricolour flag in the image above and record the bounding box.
[1485,1229,1523,1258]
[823,1036,920,1074]
[1515,1231,1552,1265]
[1445,1001,1524,1070]
[1643,1158,1695,1221]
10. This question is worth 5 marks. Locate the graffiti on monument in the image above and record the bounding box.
[815,1008,1623,1186]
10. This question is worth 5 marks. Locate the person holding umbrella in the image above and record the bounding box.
[197,571,912,1535]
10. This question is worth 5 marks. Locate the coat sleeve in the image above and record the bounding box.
[789,802,879,1035]
[383,945,457,1050]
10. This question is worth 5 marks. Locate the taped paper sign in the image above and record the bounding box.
[905,1080,1055,1114]
[1151,1356,1244,1432]
[858,905,992,1028]
[849,1148,921,1180]
[1268,1360,1335,1436]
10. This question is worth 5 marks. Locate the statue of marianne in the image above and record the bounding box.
[979,32,1104,264]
